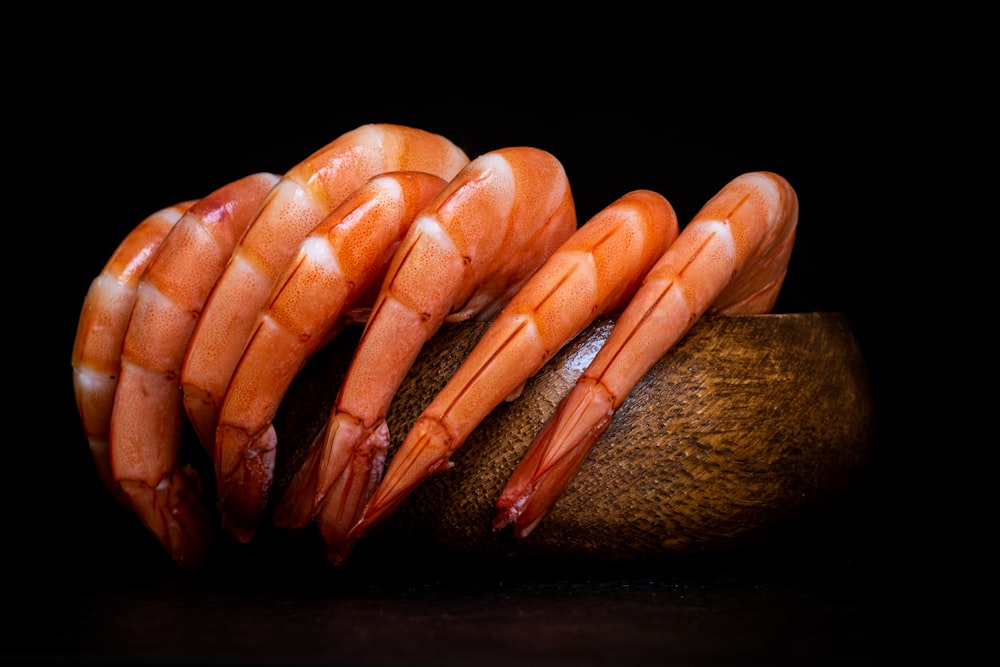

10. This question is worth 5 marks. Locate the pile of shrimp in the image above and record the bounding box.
[72,123,798,570]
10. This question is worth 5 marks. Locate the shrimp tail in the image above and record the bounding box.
[493,376,614,537]
[119,464,217,570]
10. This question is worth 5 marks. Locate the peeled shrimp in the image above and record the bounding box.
[72,202,193,510]
[180,124,469,454]
[346,189,680,547]
[493,171,799,538]
[274,146,578,563]
[214,171,448,541]
[110,172,280,569]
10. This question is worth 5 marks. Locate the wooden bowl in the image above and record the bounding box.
[273,312,874,562]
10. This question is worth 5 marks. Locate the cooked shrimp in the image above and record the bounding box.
[214,171,448,541]
[110,172,280,569]
[72,202,193,510]
[492,171,799,538]
[346,190,680,549]
[180,124,469,454]
[274,147,577,563]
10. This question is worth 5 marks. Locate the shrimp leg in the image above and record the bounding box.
[493,171,799,538]
[181,124,469,454]
[72,202,193,510]
[345,190,679,548]
[110,172,279,569]
[215,171,448,541]
[275,147,577,564]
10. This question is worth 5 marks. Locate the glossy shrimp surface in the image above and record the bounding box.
[346,190,680,547]
[275,147,578,563]
[110,172,280,569]
[492,171,799,538]
[180,124,469,454]
[72,202,193,510]
[214,171,448,541]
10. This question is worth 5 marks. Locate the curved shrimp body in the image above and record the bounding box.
[214,171,449,541]
[110,172,280,569]
[348,190,680,545]
[72,202,193,510]
[276,146,577,561]
[180,124,469,454]
[493,171,799,538]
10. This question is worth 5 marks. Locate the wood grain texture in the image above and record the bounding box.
[272,312,873,561]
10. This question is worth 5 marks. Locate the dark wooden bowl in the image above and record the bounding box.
[273,312,874,562]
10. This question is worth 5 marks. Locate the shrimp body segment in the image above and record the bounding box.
[276,147,578,562]
[180,124,469,453]
[493,171,799,538]
[109,172,280,569]
[349,190,680,543]
[215,171,449,541]
[72,202,193,510]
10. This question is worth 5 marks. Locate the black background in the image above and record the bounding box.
[14,57,919,664]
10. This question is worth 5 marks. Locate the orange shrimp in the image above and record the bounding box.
[214,171,448,541]
[274,147,578,563]
[110,172,280,569]
[180,124,469,454]
[344,190,680,551]
[72,202,193,510]
[492,171,799,538]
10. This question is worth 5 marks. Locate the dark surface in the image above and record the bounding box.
[14,57,926,665]
[13,514,909,666]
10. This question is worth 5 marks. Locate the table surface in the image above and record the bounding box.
[9,474,922,666]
